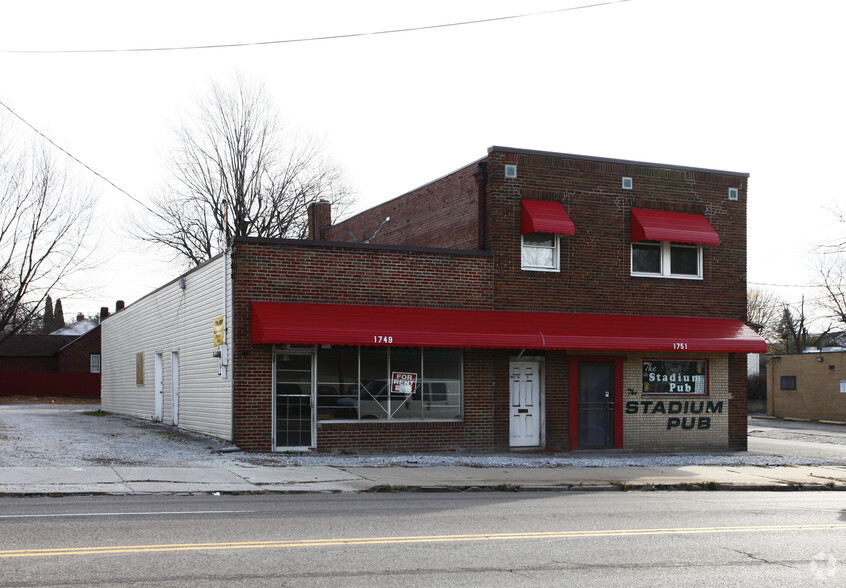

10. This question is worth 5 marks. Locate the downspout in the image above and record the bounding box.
[222,200,233,442]
[474,161,488,250]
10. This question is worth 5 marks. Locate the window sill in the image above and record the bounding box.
[631,272,703,281]
[522,266,561,273]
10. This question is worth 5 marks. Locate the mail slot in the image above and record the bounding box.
[517,409,529,414]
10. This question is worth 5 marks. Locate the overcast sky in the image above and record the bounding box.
[2,0,844,321]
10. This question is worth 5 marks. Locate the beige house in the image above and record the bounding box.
[767,351,846,422]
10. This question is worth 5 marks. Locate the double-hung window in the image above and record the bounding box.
[520,200,574,273]
[630,208,719,281]
[522,233,560,271]
[631,240,703,279]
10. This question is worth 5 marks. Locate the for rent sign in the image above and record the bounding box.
[391,372,417,395]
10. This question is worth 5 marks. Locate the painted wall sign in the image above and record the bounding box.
[625,400,723,430]
[642,360,706,394]
[391,372,417,395]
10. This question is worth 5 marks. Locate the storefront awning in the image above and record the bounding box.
[251,302,766,353]
[630,208,720,245]
[521,200,575,235]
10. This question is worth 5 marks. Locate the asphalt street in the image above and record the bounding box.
[1,492,843,586]
[748,416,846,460]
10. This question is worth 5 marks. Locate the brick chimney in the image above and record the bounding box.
[116,300,125,312]
[100,306,110,320]
[307,199,332,240]
[76,313,85,322]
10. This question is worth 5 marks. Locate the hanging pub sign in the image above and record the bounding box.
[642,360,707,395]
[391,372,417,395]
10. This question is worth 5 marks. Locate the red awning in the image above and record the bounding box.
[630,208,720,245]
[252,302,766,353]
[521,200,575,235]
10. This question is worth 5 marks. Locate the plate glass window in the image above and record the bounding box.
[316,346,462,421]
[522,233,560,271]
[643,360,707,395]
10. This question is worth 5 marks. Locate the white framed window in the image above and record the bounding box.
[522,233,560,272]
[631,240,702,279]
[90,353,101,374]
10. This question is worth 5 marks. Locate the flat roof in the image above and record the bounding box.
[489,146,750,178]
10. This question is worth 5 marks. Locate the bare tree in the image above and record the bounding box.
[774,295,831,353]
[0,126,95,343]
[132,75,355,266]
[746,287,782,344]
[817,254,846,326]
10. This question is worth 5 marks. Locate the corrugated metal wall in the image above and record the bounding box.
[101,255,233,441]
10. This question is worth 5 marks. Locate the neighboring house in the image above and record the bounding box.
[0,335,77,372]
[0,313,102,398]
[101,146,766,453]
[767,351,846,422]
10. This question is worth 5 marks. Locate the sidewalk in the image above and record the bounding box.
[2,463,845,495]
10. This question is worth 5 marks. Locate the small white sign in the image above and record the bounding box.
[840,381,846,394]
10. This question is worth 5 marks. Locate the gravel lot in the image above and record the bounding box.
[0,400,840,469]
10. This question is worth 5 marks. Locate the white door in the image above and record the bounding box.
[510,361,541,447]
[154,352,164,422]
[171,350,180,426]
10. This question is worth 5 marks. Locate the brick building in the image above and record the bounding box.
[767,351,846,422]
[0,315,101,398]
[101,146,766,452]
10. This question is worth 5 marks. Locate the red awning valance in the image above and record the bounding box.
[630,208,720,245]
[251,302,766,353]
[521,200,575,235]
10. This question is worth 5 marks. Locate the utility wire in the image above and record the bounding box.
[1,1,630,54]
[750,282,816,289]
[0,98,152,212]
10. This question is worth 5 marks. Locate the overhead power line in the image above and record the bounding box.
[0,98,151,212]
[750,282,816,289]
[1,1,630,54]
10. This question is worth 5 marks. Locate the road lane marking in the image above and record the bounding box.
[0,510,255,519]
[2,523,844,558]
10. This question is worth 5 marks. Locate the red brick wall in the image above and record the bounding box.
[57,328,101,373]
[727,353,748,451]
[230,147,751,453]
[231,239,495,451]
[544,350,569,449]
[327,163,480,250]
[484,150,748,319]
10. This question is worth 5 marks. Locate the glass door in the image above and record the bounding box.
[275,353,313,448]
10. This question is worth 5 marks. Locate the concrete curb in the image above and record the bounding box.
[4,481,844,497]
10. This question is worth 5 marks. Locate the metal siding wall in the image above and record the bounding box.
[100,256,233,440]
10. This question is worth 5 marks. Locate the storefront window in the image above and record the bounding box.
[317,346,462,421]
[642,359,707,395]
[316,346,358,420]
